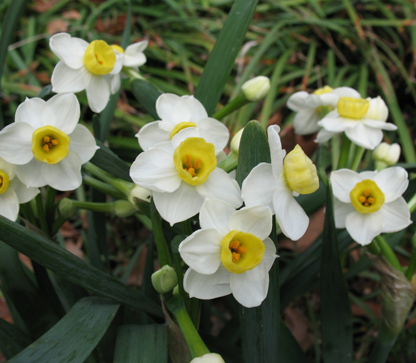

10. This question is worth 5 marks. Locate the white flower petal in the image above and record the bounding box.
[0,158,15,179]
[196,168,242,208]
[130,149,180,193]
[241,163,275,211]
[197,118,230,153]
[111,74,121,94]
[293,109,320,135]
[126,40,148,54]
[41,93,80,134]
[273,178,309,240]
[380,198,412,233]
[68,124,98,164]
[267,125,285,179]
[49,33,87,69]
[358,170,378,180]
[153,183,204,225]
[345,211,384,246]
[230,261,269,307]
[41,151,82,191]
[228,205,272,240]
[85,74,111,113]
[179,229,223,274]
[344,123,383,149]
[182,95,208,120]
[319,114,356,133]
[362,119,397,131]
[365,96,388,121]
[137,121,170,151]
[156,94,190,125]
[315,128,336,143]
[330,169,361,203]
[9,177,40,204]
[15,97,45,128]
[287,91,308,111]
[374,167,408,203]
[0,123,34,165]
[123,52,146,67]
[262,237,278,270]
[109,56,123,75]
[184,266,231,300]
[51,62,88,93]
[16,159,46,188]
[199,199,235,235]
[331,87,361,99]
[333,197,355,228]
[0,188,19,221]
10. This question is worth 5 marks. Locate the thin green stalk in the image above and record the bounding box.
[150,200,173,267]
[405,234,416,281]
[350,146,365,171]
[218,151,238,173]
[375,235,402,271]
[337,135,352,169]
[367,240,381,255]
[83,174,126,199]
[212,94,249,120]
[35,193,49,235]
[166,295,210,359]
[408,193,416,214]
[67,200,117,213]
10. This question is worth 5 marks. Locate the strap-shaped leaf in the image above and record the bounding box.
[114,324,168,363]
[194,0,259,115]
[321,182,353,362]
[0,318,31,359]
[0,216,162,317]
[131,79,162,119]
[9,297,119,363]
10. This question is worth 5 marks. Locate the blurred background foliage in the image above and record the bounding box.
[1,0,416,362]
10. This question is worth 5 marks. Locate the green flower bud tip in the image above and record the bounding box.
[190,353,225,363]
[114,200,138,217]
[230,128,244,154]
[373,142,400,166]
[151,265,178,294]
[242,76,270,101]
[59,198,78,218]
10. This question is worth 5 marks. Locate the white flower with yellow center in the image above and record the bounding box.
[0,158,39,221]
[331,167,412,245]
[137,93,229,154]
[287,86,359,136]
[0,93,98,191]
[50,33,123,113]
[241,125,319,240]
[179,199,277,308]
[129,133,242,225]
[317,91,397,149]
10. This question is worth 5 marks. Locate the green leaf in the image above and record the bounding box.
[321,183,353,362]
[9,297,119,363]
[131,79,163,119]
[0,318,31,359]
[194,0,259,115]
[0,216,163,318]
[113,324,168,363]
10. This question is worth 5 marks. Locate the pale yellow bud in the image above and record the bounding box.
[373,142,400,166]
[283,145,319,194]
[151,265,178,294]
[114,200,137,217]
[242,76,270,101]
[190,353,225,363]
[230,128,244,154]
[128,185,152,206]
[58,198,78,218]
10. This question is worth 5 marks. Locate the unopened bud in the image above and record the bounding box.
[230,128,244,154]
[283,145,319,194]
[151,265,178,294]
[242,76,270,101]
[373,142,400,166]
[128,185,152,207]
[190,353,225,363]
[114,200,137,217]
[59,198,78,218]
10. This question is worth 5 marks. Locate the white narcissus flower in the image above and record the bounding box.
[241,125,319,241]
[0,93,98,191]
[191,353,225,363]
[137,93,229,154]
[49,33,123,113]
[331,167,412,246]
[0,158,39,221]
[130,132,242,226]
[317,90,397,149]
[287,86,359,136]
[179,199,278,308]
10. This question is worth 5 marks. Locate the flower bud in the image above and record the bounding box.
[190,353,225,363]
[242,76,270,101]
[151,265,178,294]
[283,145,319,194]
[373,142,400,166]
[59,198,78,218]
[128,185,152,206]
[230,128,244,154]
[114,200,137,217]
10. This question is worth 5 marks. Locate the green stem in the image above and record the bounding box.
[407,192,416,214]
[212,93,249,120]
[124,67,145,81]
[368,323,398,363]
[83,174,126,199]
[350,146,365,171]
[218,151,238,173]
[367,240,381,255]
[167,295,210,358]
[375,235,402,271]
[337,134,352,169]
[405,233,416,281]
[67,200,117,213]
[35,193,49,235]
[150,199,173,267]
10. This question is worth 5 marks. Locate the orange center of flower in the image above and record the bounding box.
[229,240,248,262]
